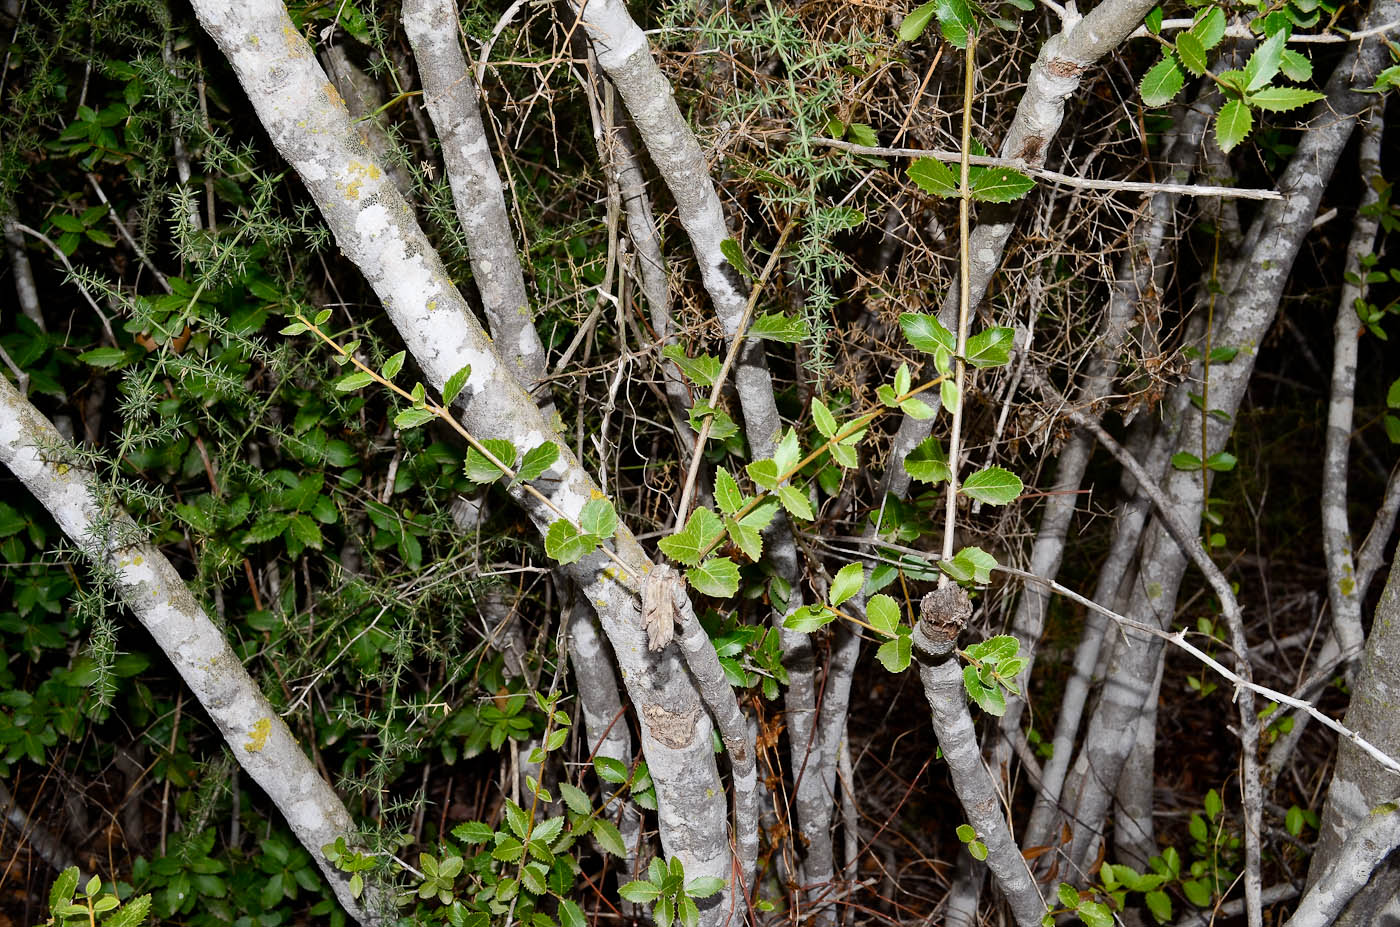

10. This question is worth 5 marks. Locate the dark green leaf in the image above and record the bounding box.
[960,467,1022,505]
[907,157,959,198]
[464,438,517,482]
[518,442,560,481]
[1140,54,1185,106]
[968,167,1035,203]
[900,0,940,40]
[748,313,807,342]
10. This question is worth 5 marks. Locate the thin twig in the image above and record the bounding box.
[806,137,1283,201]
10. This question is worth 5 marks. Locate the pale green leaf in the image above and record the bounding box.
[900,0,940,40]
[1190,6,1226,48]
[688,557,740,597]
[394,408,437,429]
[905,436,951,484]
[784,605,836,633]
[443,364,472,404]
[876,635,911,672]
[658,507,725,567]
[1215,98,1252,152]
[1247,86,1324,111]
[1176,32,1207,76]
[748,313,807,342]
[964,326,1015,367]
[866,593,900,636]
[662,344,721,388]
[721,239,753,280]
[545,520,598,565]
[829,562,865,607]
[1243,30,1285,92]
[968,167,1035,203]
[381,350,406,379]
[579,497,617,538]
[464,438,517,482]
[900,312,956,353]
[960,466,1022,505]
[517,442,560,481]
[778,484,814,521]
[714,467,743,515]
[811,398,837,438]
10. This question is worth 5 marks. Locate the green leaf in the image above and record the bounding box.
[49,867,79,913]
[956,823,977,843]
[960,467,1022,505]
[1247,86,1324,111]
[721,239,753,280]
[876,634,912,672]
[784,605,837,633]
[1190,6,1226,48]
[829,562,865,607]
[1171,452,1202,471]
[77,346,129,368]
[1145,5,1163,32]
[688,557,740,597]
[1078,901,1114,927]
[1140,54,1185,106]
[381,350,406,379]
[394,408,437,429]
[1176,32,1208,76]
[1386,414,1400,445]
[1145,889,1172,924]
[900,396,935,419]
[811,398,838,439]
[966,634,1018,662]
[442,364,472,404]
[559,782,592,815]
[778,485,814,521]
[545,520,599,565]
[907,157,959,198]
[659,507,725,567]
[1058,883,1080,908]
[335,371,375,391]
[1204,451,1236,472]
[847,123,878,147]
[619,880,662,904]
[900,312,957,354]
[866,593,900,636]
[104,895,152,927]
[747,458,780,490]
[464,438,517,482]
[1388,378,1400,408]
[941,546,997,585]
[1215,98,1253,152]
[905,436,952,485]
[689,400,738,441]
[899,0,940,39]
[748,313,807,342]
[592,819,628,857]
[968,167,1035,203]
[934,0,976,47]
[774,428,802,475]
[662,345,722,388]
[518,442,561,481]
[1243,30,1285,91]
[559,899,587,927]
[686,876,727,899]
[726,516,763,562]
[714,468,743,515]
[968,840,987,860]
[594,756,629,783]
[579,497,618,538]
[965,326,1015,367]
[963,665,1007,714]
[1279,48,1312,82]
[941,379,960,411]
[1182,878,1212,907]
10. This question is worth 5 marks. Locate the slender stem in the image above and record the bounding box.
[939,34,977,586]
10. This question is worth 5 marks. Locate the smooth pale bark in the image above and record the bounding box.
[1322,109,1385,663]
[1310,558,1400,886]
[188,2,735,914]
[401,0,547,394]
[1293,794,1400,927]
[568,0,834,905]
[0,375,381,925]
[321,45,414,200]
[1061,0,1400,868]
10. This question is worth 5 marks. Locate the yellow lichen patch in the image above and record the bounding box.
[338,161,382,202]
[282,24,308,59]
[325,81,346,112]
[589,488,607,501]
[132,554,143,566]
[602,566,621,583]
[426,299,437,311]
[56,463,69,475]
[245,717,271,753]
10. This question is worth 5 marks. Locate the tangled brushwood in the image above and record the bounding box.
[1,0,1399,925]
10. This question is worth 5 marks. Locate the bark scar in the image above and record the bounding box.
[640,700,702,749]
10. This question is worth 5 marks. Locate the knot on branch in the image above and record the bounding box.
[912,586,971,660]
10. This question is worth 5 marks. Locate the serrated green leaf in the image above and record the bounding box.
[960,466,1022,505]
[1145,5,1163,32]
[784,605,837,632]
[830,562,865,607]
[811,398,837,439]
[726,517,763,562]
[443,365,472,404]
[518,442,560,481]
[1140,54,1185,106]
[1176,32,1208,75]
[559,782,592,815]
[965,326,1015,367]
[381,350,406,379]
[968,167,1035,203]
[662,344,722,388]
[619,880,662,904]
[774,428,802,475]
[721,239,753,280]
[1190,6,1226,48]
[963,664,1007,714]
[1247,86,1324,111]
[1243,30,1285,91]
[1279,48,1312,82]
[900,396,935,419]
[866,593,900,636]
[1058,883,1080,908]
[942,546,997,585]
[778,484,814,521]
[905,436,952,484]
[688,557,740,597]
[545,520,599,565]
[104,894,152,927]
[559,899,586,927]
[900,312,957,354]
[1078,901,1114,927]
[686,876,727,899]
[579,497,617,538]
[464,438,517,482]
[908,157,959,198]
[1216,98,1253,152]
[658,507,725,567]
[900,0,940,40]
[715,468,743,515]
[847,123,878,147]
[748,313,807,342]
[394,408,437,429]
[967,634,1019,662]
[935,0,975,47]
[876,635,912,672]
[748,458,780,490]
[335,371,375,391]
